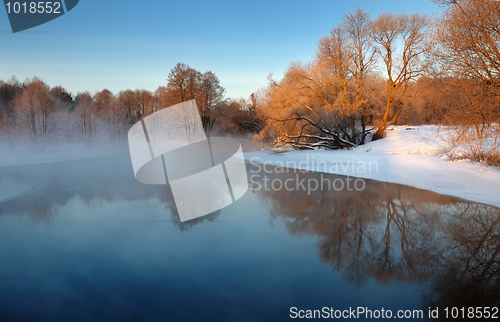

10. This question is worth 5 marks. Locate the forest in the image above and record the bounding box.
[0,0,498,165]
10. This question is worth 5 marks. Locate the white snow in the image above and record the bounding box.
[1,126,499,209]
[243,126,500,208]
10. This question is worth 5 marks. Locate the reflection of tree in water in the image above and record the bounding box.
[253,168,500,308]
[255,170,447,285]
[0,157,219,230]
[0,182,72,225]
[424,204,500,319]
[3,158,499,309]
[370,182,445,285]
[157,184,220,231]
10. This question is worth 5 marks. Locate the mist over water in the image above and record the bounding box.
[0,151,498,321]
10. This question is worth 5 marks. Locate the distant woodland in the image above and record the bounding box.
[0,0,498,164]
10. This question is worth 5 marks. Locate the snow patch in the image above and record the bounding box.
[244,126,500,208]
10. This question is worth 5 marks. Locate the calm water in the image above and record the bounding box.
[0,154,498,321]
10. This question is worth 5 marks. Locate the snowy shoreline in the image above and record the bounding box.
[1,126,499,209]
[243,126,500,209]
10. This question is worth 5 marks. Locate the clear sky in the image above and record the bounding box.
[0,0,443,99]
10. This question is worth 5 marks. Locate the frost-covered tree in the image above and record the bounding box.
[73,92,97,147]
[11,77,63,145]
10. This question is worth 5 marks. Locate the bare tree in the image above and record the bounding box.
[264,62,357,149]
[102,96,129,141]
[93,89,129,141]
[50,85,74,112]
[92,89,114,116]
[315,7,377,144]
[154,86,174,111]
[343,7,378,144]
[432,0,500,88]
[261,8,378,149]
[11,77,62,145]
[0,77,22,138]
[73,92,97,147]
[219,96,265,135]
[118,89,139,121]
[429,0,500,165]
[371,13,430,140]
[165,63,227,133]
[198,71,225,133]
[166,62,201,102]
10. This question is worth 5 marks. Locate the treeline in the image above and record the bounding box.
[260,0,500,152]
[0,63,265,148]
[1,0,499,162]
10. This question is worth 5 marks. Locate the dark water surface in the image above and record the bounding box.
[0,154,498,321]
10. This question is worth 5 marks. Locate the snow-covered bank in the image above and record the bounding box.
[244,126,500,208]
[1,126,499,209]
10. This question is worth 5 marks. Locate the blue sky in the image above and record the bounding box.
[0,0,442,99]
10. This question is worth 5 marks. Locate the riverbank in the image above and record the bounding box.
[244,126,500,208]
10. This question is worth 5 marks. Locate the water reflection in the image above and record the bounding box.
[0,155,219,230]
[250,167,500,312]
[425,203,500,316]
[1,156,499,317]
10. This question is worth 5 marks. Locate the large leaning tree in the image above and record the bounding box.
[371,13,430,140]
[263,8,378,149]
